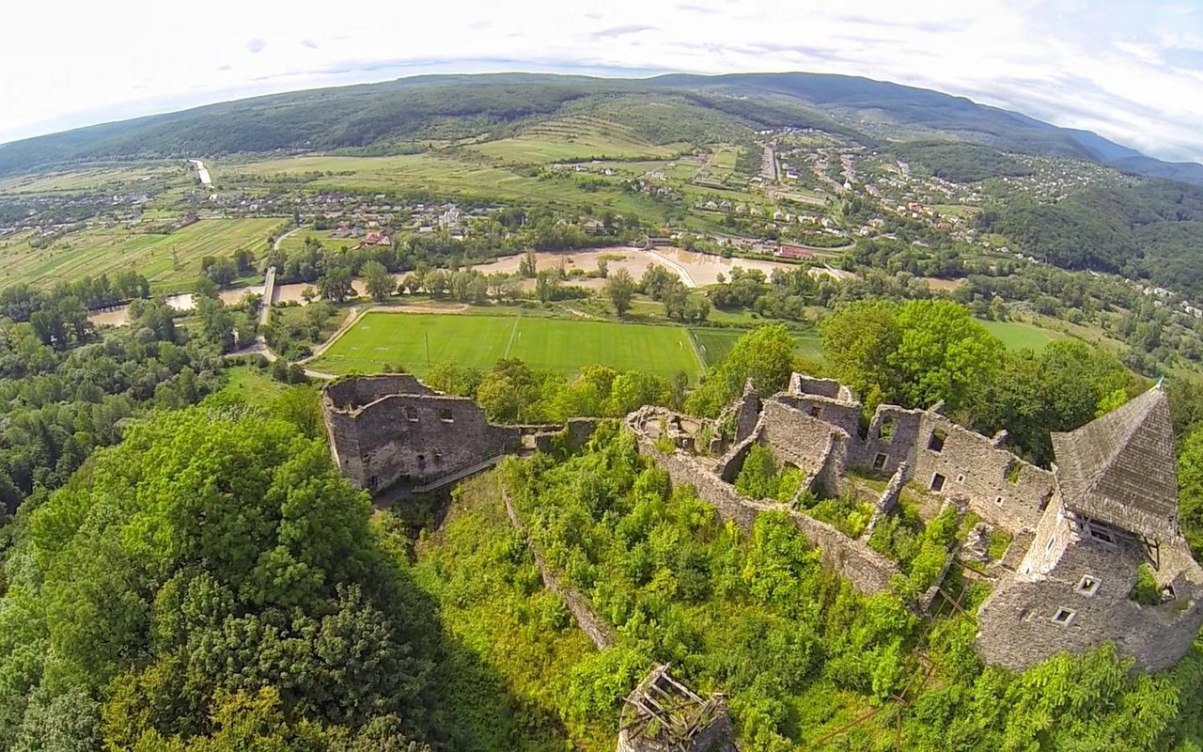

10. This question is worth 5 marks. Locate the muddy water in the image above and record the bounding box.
[88,287,263,326]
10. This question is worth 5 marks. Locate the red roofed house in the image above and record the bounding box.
[778,243,815,260]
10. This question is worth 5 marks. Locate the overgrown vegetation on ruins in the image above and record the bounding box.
[404,425,1203,750]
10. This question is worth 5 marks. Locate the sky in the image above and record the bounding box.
[4,0,1203,162]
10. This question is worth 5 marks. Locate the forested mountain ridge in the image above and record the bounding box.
[1,71,1198,184]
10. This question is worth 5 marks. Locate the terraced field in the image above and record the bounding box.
[0,218,280,290]
[225,153,667,220]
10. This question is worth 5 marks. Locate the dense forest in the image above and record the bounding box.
[978,180,1203,295]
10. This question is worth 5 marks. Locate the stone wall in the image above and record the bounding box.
[850,404,924,478]
[759,400,848,481]
[864,463,909,539]
[633,434,899,595]
[775,392,861,441]
[910,413,1053,533]
[324,374,434,409]
[323,376,526,492]
[502,485,615,650]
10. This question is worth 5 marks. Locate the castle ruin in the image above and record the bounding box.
[625,374,1203,672]
[323,372,1203,673]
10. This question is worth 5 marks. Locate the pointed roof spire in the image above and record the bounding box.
[1051,387,1178,540]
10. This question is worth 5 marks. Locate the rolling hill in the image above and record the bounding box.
[1,71,1200,185]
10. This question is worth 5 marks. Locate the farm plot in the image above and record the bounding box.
[0,218,280,291]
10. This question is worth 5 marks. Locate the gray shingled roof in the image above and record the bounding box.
[1051,386,1178,541]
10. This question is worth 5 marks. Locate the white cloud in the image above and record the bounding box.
[1,0,1202,161]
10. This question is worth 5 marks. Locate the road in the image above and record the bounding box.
[188,159,211,186]
[273,225,301,251]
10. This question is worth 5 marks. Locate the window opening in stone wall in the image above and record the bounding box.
[1046,536,1057,553]
[872,453,888,470]
[878,417,895,441]
[930,473,946,492]
[1076,575,1100,596]
[417,454,426,469]
[995,495,1004,506]
[1088,525,1115,544]
[808,404,823,418]
[434,450,444,464]
[956,473,966,484]
[1051,608,1076,626]
[403,405,419,422]
[368,475,378,488]
[439,408,455,423]
[928,429,946,453]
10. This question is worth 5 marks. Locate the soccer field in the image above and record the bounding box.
[311,312,704,379]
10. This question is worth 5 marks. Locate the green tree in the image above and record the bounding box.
[820,300,901,410]
[889,300,1002,412]
[1179,427,1203,557]
[605,268,636,316]
[686,324,796,416]
[8,409,435,747]
[318,266,355,303]
[362,261,393,303]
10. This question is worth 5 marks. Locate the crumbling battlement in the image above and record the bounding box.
[324,373,435,410]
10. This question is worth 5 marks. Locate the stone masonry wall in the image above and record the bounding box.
[502,484,615,650]
[330,393,520,491]
[634,435,899,594]
[775,392,861,441]
[759,400,849,479]
[851,405,925,477]
[910,413,1053,533]
[324,374,434,409]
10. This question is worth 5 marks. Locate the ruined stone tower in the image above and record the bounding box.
[976,386,1203,671]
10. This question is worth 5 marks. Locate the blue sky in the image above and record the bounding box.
[3,0,1203,161]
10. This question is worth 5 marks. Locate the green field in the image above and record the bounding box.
[312,311,703,378]
[0,162,187,194]
[0,218,280,291]
[226,153,668,221]
[980,319,1064,351]
[469,115,687,163]
[691,327,824,366]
